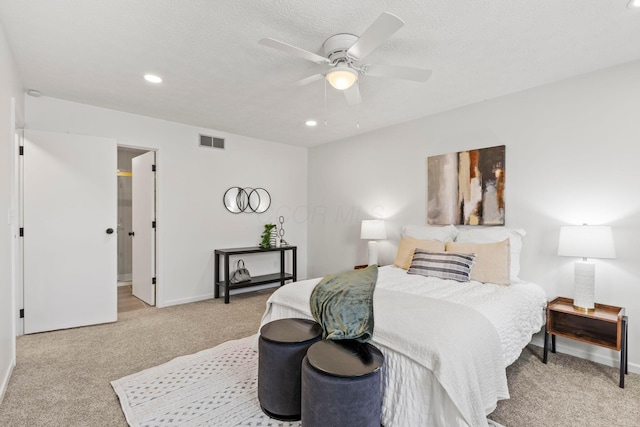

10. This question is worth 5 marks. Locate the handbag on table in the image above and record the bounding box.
[230,259,251,284]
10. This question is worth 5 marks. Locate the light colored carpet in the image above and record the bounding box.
[491,345,640,426]
[0,287,638,426]
[0,289,275,426]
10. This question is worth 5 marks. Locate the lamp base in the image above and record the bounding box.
[367,241,378,266]
[573,261,595,311]
[572,304,596,314]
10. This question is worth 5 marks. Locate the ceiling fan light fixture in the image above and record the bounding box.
[326,67,358,90]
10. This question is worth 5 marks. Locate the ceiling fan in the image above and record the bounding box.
[259,12,432,106]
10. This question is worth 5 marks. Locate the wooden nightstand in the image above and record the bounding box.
[543,297,628,388]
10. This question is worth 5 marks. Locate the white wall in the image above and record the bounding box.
[308,60,640,372]
[0,21,24,402]
[25,97,308,307]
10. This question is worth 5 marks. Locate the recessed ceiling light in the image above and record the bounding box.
[305,120,317,127]
[629,0,640,8]
[144,74,162,84]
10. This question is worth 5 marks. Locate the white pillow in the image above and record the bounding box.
[401,224,458,242]
[454,227,526,281]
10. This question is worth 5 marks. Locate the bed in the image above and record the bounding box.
[259,226,547,427]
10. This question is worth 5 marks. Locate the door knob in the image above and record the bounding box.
[128,231,135,236]
[106,228,114,234]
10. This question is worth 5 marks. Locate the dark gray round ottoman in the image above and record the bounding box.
[258,318,322,421]
[301,339,384,427]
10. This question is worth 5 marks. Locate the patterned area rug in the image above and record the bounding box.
[113,335,506,427]
[111,335,300,427]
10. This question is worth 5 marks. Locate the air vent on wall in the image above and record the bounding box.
[199,134,225,149]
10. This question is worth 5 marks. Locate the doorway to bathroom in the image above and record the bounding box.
[117,147,156,312]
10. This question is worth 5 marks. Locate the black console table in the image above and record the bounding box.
[214,246,297,304]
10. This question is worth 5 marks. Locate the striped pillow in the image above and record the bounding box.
[407,249,476,282]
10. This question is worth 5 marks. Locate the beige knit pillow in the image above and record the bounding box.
[394,237,446,270]
[445,239,511,285]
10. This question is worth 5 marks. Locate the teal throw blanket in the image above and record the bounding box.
[310,264,378,343]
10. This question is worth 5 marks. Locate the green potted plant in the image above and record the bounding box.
[260,223,277,248]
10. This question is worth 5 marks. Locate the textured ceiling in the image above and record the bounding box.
[1,0,639,147]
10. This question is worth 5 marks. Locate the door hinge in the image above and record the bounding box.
[152,277,156,285]
[19,146,24,155]
[152,220,156,228]
[151,164,156,172]
[19,309,24,318]
[19,227,24,237]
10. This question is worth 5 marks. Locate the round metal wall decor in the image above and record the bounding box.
[248,188,271,213]
[223,187,271,213]
[223,187,248,213]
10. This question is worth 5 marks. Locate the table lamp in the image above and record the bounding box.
[361,220,387,266]
[558,224,616,312]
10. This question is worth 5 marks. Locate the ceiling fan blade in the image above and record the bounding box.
[347,12,404,60]
[343,84,362,106]
[296,74,325,86]
[365,64,432,82]
[259,38,330,64]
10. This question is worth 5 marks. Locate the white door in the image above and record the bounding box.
[131,151,156,306]
[23,130,117,334]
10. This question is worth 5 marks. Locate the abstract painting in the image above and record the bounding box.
[427,145,505,225]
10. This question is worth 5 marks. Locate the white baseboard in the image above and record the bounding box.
[160,294,212,308]
[530,335,639,374]
[160,283,280,308]
[0,360,15,405]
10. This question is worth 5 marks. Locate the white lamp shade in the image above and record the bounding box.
[361,220,387,240]
[326,67,358,90]
[558,225,616,259]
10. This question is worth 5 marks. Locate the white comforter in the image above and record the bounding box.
[260,266,547,427]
